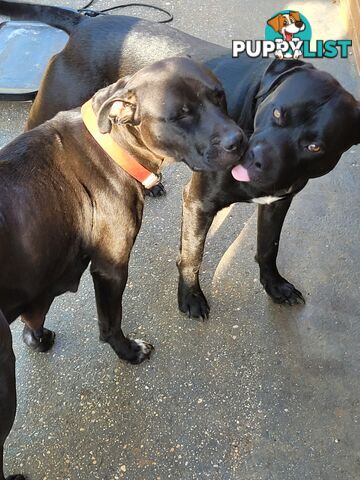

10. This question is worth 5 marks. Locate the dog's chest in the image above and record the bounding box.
[251,196,282,205]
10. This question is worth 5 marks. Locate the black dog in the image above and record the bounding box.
[1,2,360,312]
[0,56,244,475]
[177,59,360,318]
[3,2,358,314]
[0,311,24,480]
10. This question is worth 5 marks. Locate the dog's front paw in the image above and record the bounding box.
[178,288,210,320]
[22,326,56,352]
[261,276,305,306]
[145,182,166,197]
[118,338,154,364]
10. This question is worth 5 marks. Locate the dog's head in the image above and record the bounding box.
[232,60,360,191]
[267,12,305,42]
[91,57,247,172]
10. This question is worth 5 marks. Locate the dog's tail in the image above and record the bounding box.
[0,1,84,34]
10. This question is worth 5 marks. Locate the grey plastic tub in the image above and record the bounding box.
[0,20,68,100]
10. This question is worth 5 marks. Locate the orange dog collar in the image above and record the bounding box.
[81,99,160,189]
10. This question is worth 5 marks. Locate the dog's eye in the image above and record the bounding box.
[283,20,288,26]
[213,90,226,106]
[273,108,281,119]
[178,105,191,118]
[307,144,321,153]
[171,105,191,121]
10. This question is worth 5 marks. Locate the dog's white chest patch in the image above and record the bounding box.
[252,196,282,205]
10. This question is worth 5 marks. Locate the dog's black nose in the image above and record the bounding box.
[249,145,264,170]
[295,21,303,28]
[220,130,244,152]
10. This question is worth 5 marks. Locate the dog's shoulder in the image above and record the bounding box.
[0,118,77,183]
[0,124,57,163]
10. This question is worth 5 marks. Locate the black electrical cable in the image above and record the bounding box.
[78,0,173,23]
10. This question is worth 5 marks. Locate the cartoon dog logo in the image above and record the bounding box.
[267,11,306,59]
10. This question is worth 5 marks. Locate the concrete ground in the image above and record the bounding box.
[1,0,360,479]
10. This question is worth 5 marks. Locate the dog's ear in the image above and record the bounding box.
[267,14,282,32]
[290,11,301,22]
[96,92,139,133]
[256,60,315,99]
[92,76,140,133]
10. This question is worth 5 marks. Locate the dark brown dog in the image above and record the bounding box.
[0,56,245,357]
[0,56,245,478]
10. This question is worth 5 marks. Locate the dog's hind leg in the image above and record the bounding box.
[0,311,25,480]
[21,294,55,353]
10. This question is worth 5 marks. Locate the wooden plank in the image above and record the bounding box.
[341,0,360,71]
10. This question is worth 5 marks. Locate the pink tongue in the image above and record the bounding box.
[232,164,250,182]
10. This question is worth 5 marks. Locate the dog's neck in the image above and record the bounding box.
[109,125,164,175]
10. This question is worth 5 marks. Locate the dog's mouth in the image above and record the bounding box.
[285,31,293,42]
[183,160,236,173]
[181,158,204,172]
[182,152,240,172]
